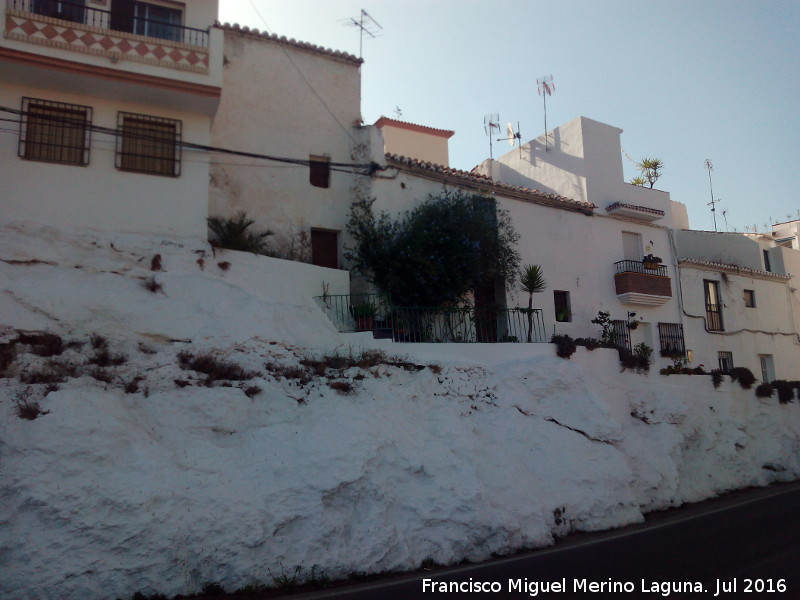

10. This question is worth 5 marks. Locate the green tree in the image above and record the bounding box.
[345,191,520,307]
[519,264,546,342]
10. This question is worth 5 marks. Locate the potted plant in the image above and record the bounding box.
[351,302,377,331]
[642,254,662,270]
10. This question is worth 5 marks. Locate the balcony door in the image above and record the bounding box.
[33,0,86,23]
[704,279,724,331]
[110,0,183,42]
[622,232,643,261]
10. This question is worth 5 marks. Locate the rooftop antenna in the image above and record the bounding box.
[393,106,403,119]
[343,9,382,59]
[536,75,555,151]
[722,209,730,232]
[704,159,720,231]
[498,122,523,158]
[484,113,500,158]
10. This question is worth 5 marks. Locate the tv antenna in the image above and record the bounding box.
[537,75,555,151]
[704,159,721,231]
[498,122,523,158]
[722,209,730,232]
[343,9,382,58]
[484,113,500,158]
[393,106,403,119]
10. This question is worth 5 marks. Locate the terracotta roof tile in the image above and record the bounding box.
[215,22,363,65]
[374,117,454,138]
[385,154,595,214]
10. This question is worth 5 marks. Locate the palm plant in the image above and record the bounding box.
[638,157,664,189]
[519,264,546,342]
[207,212,273,254]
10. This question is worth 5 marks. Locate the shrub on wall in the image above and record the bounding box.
[550,334,577,359]
[729,367,757,390]
[208,212,273,254]
[344,191,520,307]
[755,382,774,398]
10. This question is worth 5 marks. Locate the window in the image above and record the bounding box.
[19,97,91,165]
[110,0,183,42]
[310,229,338,269]
[759,354,775,383]
[704,279,724,332]
[553,291,571,322]
[743,289,756,308]
[134,1,183,41]
[718,351,734,373]
[763,249,772,272]
[309,155,331,188]
[116,112,181,176]
[32,0,86,23]
[657,322,685,358]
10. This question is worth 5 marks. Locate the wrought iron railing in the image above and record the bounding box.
[9,0,210,46]
[705,303,724,332]
[389,306,546,343]
[615,259,668,277]
[657,322,686,357]
[313,294,548,343]
[313,293,393,334]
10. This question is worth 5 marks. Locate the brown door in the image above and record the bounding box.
[311,229,338,269]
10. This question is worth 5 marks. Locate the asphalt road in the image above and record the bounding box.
[274,481,800,600]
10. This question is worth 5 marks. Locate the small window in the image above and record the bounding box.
[759,354,775,382]
[658,322,685,358]
[134,1,183,42]
[553,290,571,322]
[718,351,734,373]
[20,97,91,165]
[310,229,338,269]
[116,112,181,176]
[743,289,756,308]
[704,279,724,332]
[309,155,331,188]
[763,249,772,272]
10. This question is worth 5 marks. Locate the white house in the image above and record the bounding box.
[0,0,222,238]
[208,23,366,270]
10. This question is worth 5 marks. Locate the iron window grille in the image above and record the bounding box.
[657,322,686,358]
[19,97,92,165]
[116,112,181,177]
[718,351,734,373]
[704,279,724,332]
[611,319,632,352]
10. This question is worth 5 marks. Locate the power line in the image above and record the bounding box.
[0,106,380,176]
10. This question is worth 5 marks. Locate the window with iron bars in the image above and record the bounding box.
[116,112,181,177]
[718,351,734,373]
[657,322,686,358]
[19,97,92,166]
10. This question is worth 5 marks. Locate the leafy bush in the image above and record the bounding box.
[755,382,774,398]
[345,191,520,307]
[550,334,577,359]
[729,367,757,389]
[711,369,724,389]
[19,332,64,357]
[208,212,273,254]
[329,380,355,394]
[619,342,653,374]
[87,348,127,367]
[20,359,77,384]
[771,380,796,404]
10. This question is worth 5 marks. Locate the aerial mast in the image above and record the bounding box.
[536,75,555,151]
[704,159,720,231]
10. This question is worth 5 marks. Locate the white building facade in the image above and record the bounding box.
[0,0,222,238]
[208,23,366,269]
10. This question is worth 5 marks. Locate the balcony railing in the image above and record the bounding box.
[8,0,209,46]
[312,294,547,343]
[705,304,724,332]
[614,259,668,277]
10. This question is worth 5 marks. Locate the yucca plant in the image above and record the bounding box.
[520,264,546,342]
[207,212,273,254]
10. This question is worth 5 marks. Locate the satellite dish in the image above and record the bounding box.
[507,123,516,146]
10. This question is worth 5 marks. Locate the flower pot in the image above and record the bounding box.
[643,262,660,270]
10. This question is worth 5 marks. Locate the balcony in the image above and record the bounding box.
[614,260,672,306]
[5,0,211,74]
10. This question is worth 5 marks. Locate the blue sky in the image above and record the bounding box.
[219,1,799,233]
